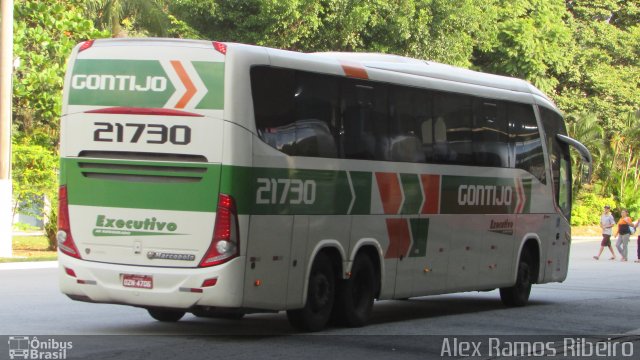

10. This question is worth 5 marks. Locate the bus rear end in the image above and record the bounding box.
[58,39,243,317]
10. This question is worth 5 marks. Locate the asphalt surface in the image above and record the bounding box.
[1,239,639,359]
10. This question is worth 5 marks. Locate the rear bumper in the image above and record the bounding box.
[59,254,245,309]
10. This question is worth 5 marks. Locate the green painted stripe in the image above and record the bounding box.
[193,62,224,109]
[62,157,532,215]
[220,166,355,215]
[63,158,220,212]
[349,171,372,215]
[400,173,422,214]
[408,218,429,257]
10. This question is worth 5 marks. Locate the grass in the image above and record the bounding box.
[0,235,58,263]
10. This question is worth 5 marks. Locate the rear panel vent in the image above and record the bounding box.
[77,152,208,183]
[78,151,208,163]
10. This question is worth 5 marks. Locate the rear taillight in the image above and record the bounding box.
[212,41,227,55]
[57,186,81,259]
[199,194,239,267]
[78,40,94,52]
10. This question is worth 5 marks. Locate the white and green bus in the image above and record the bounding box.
[58,38,591,331]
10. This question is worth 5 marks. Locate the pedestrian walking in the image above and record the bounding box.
[593,205,616,260]
[614,209,633,262]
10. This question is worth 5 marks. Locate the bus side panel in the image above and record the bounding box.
[286,215,310,308]
[544,214,570,282]
[242,215,293,310]
[411,214,450,296]
[476,214,516,288]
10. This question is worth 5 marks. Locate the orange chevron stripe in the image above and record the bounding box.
[384,219,411,259]
[375,172,402,214]
[170,60,196,109]
[420,174,440,214]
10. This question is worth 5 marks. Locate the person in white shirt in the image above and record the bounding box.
[593,205,616,260]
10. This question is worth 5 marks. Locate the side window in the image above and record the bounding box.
[472,100,509,167]
[292,72,340,157]
[251,66,295,146]
[341,80,389,160]
[250,66,339,158]
[390,86,430,163]
[540,106,571,217]
[432,92,473,165]
[508,103,546,183]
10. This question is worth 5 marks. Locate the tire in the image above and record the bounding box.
[500,253,533,307]
[287,252,335,332]
[147,308,186,322]
[333,255,375,327]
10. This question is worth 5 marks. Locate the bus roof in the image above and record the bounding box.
[310,52,552,103]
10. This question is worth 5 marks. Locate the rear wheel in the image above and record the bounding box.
[287,252,335,332]
[500,252,533,307]
[333,254,375,327]
[147,308,185,322]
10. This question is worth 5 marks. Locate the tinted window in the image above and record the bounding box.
[390,86,430,162]
[508,103,546,183]
[432,93,473,165]
[540,106,570,216]
[473,100,509,167]
[251,67,339,157]
[341,80,389,160]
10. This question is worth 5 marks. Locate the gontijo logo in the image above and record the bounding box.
[68,59,224,110]
[72,74,168,92]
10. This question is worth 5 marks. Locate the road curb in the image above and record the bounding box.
[0,261,58,270]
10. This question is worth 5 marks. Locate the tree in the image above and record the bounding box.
[13,0,107,145]
[85,0,171,37]
[169,0,495,67]
[558,0,640,131]
[566,113,604,189]
[473,0,575,94]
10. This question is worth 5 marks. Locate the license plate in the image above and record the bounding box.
[122,274,153,289]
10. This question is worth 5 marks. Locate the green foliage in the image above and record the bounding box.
[474,0,574,94]
[11,142,58,220]
[13,0,107,144]
[557,0,640,131]
[571,190,616,226]
[85,0,170,37]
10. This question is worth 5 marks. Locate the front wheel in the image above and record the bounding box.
[287,252,335,332]
[500,253,533,307]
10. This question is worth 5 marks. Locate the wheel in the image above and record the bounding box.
[287,252,335,332]
[147,308,186,322]
[500,253,533,307]
[333,254,375,327]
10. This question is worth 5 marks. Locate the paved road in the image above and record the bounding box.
[1,239,639,359]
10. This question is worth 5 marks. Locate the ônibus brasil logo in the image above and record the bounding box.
[93,215,183,237]
[7,336,72,360]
